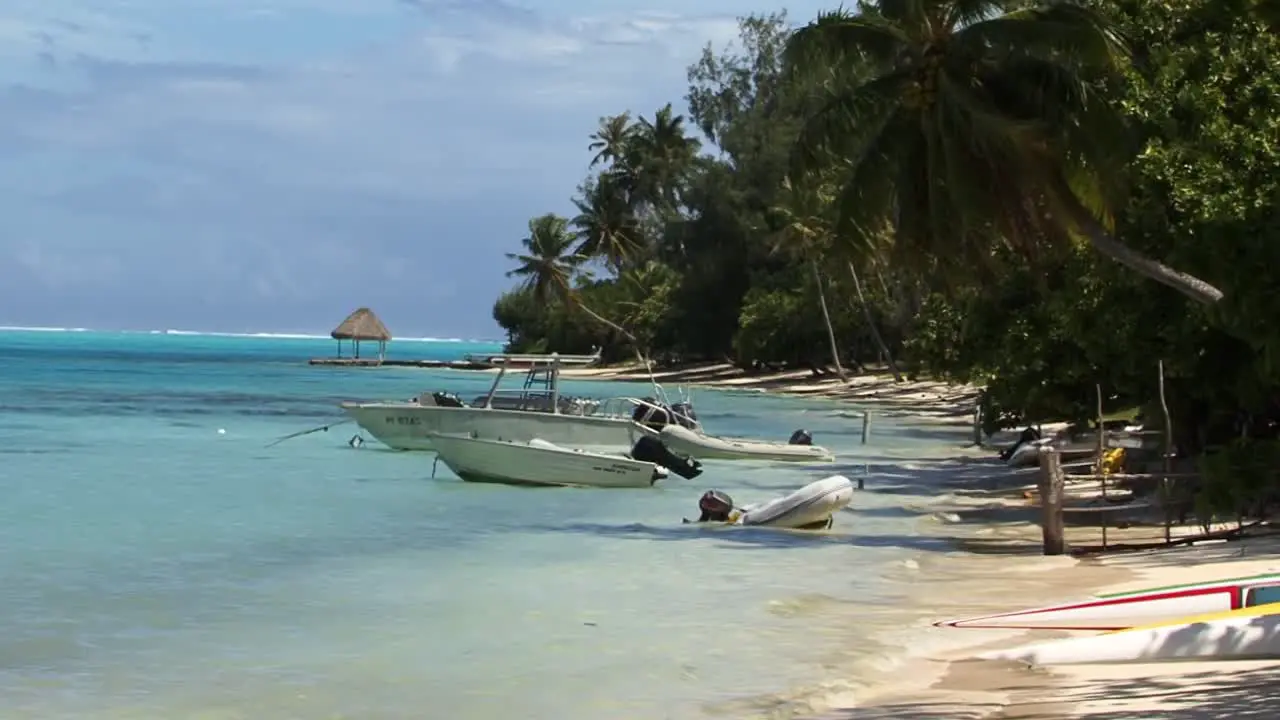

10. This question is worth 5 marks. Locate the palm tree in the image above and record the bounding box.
[588,113,635,169]
[570,173,645,273]
[506,213,647,363]
[772,176,906,382]
[628,103,702,215]
[785,1,1225,306]
[769,177,848,381]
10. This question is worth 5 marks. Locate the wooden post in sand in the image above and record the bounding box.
[861,411,871,444]
[1038,449,1067,555]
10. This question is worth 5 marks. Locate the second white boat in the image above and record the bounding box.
[658,425,835,463]
[428,432,690,489]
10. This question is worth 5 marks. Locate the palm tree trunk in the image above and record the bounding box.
[848,261,904,383]
[574,301,656,378]
[1057,183,1224,305]
[810,259,847,382]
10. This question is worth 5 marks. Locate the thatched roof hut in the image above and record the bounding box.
[331,307,391,361]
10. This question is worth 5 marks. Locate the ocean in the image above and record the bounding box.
[0,328,980,719]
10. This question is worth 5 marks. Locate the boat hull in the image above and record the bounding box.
[428,433,663,488]
[737,475,854,528]
[658,425,835,463]
[935,572,1280,631]
[979,603,1280,666]
[342,402,650,452]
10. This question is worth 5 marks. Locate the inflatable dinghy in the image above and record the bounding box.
[659,425,835,463]
[691,475,855,530]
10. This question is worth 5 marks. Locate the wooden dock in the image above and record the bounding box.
[308,358,495,370]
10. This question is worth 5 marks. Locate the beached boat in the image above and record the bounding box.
[979,603,1280,666]
[935,572,1280,631]
[341,352,699,452]
[658,424,835,463]
[428,432,672,488]
[689,475,855,529]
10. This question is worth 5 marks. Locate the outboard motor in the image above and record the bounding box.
[998,426,1042,461]
[630,435,702,480]
[431,391,465,408]
[696,490,735,522]
[788,428,813,446]
[669,401,699,429]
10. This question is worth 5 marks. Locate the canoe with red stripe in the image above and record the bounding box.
[934,571,1280,631]
[977,602,1280,666]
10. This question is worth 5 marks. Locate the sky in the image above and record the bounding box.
[0,0,832,340]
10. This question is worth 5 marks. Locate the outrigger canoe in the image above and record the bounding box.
[978,602,1280,666]
[935,571,1280,631]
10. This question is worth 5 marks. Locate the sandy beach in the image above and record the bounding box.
[564,361,1277,718]
[561,361,981,425]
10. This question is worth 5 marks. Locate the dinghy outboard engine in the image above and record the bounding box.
[696,490,735,522]
[788,429,813,446]
[630,435,703,480]
[669,401,698,429]
[999,426,1042,461]
[430,391,465,408]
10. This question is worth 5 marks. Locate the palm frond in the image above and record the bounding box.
[791,70,911,177]
[785,9,909,71]
[832,113,914,257]
[956,3,1130,70]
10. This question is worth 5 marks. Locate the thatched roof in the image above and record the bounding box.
[331,307,392,342]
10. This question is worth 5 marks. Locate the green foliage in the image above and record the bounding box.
[491,3,1280,515]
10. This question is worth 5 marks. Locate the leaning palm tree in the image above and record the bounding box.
[772,175,905,382]
[785,0,1224,305]
[506,213,650,367]
[769,177,848,382]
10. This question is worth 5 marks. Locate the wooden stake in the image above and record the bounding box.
[1097,383,1107,550]
[1158,360,1173,544]
[1039,449,1066,555]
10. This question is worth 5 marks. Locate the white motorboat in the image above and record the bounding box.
[658,424,835,463]
[428,432,672,488]
[689,475,855,529]
[978,603,1280,666]
[341,352,700,452]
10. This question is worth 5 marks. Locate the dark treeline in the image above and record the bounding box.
[493,1,1280,520]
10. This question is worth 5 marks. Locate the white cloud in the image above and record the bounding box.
[0,0,821,334]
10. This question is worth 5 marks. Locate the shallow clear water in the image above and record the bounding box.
[0,329,974,719]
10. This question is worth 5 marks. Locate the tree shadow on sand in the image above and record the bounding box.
[826,660,1280,719]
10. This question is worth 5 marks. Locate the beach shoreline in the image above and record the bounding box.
[560,361,982,427]
[558,362,1278,718]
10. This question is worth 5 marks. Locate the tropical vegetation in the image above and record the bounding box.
[494,1,1280,523]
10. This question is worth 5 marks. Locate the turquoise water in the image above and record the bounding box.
[0,329,972,719]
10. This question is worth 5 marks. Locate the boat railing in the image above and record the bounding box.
[591,396,702,431]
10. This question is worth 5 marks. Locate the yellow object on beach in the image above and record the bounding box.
[1097,447,1125,476]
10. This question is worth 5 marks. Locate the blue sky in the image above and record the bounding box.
[0,0,831,340]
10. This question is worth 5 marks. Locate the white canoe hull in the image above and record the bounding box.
[935,572,1280,631]
[342,402,649,452]
[980,604,1280,666]
[428,433,664,488]
[737,475,854,529]
[659,425,834,463]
